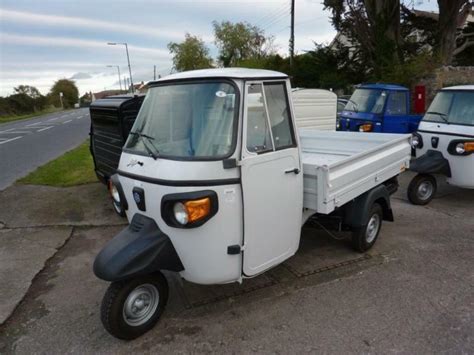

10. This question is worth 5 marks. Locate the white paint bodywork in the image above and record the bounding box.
[292,89,337,131]
[416,85,474,189]
[117,69,412,285]
[300,130,411,214]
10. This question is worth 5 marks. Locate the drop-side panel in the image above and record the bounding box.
[300,130,411,214]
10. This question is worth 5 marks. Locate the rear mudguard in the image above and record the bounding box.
[410,150,451,177]
[93,214,184,282]
[343,184,394,228]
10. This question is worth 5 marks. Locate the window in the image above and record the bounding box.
[246,84,273,153]
[246,82,296,154]
[386,91,407,115]
[124,81,237,160]
[264,83,295,149]
[423,91,474,126]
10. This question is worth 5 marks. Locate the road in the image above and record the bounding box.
[0,108,90,191]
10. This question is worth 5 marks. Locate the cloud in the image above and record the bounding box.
[0,33,171,58]
[0,8,202,42]
[69,72,93,80]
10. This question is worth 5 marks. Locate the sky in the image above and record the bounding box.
[0,0,438,97]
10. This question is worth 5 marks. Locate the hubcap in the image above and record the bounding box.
[417,181,433,201]
[366,213,380,243]
[123,284,159,326]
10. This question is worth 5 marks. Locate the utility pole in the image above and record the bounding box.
[107,65,122,91]
[154,65,157,81]
[289,0,295,71]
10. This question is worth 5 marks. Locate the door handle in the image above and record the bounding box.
[285,168,300,175]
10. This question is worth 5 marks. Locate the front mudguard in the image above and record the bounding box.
[410,150,451,177]
[93,214,184,282]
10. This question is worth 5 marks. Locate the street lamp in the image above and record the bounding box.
[107,42,134,94]
[106,65,122,91]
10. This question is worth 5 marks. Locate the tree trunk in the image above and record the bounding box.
[437,0,470,65]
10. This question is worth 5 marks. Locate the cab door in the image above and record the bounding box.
[241,81,303,276]
[382,91,411,133]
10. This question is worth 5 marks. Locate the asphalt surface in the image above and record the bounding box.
[0,108,90,190]
[0,173,472,353]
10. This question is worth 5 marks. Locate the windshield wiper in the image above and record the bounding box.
[426,111,449,124]
[129,131,160,159]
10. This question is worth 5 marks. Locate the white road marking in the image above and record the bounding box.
[37,126,53,132]
[63,119,72,124]
[25,122,43,127]
[48,117,59,121]
[0,128,14,133]
[0,131,30,134]
[0,136,22,145]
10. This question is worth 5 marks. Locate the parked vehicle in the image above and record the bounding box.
[92,68,412,340]
[336,98,349,129]
[408,85,474,205]
[89,94,145,214]
[338,84,423,133]
[292,88,337,130]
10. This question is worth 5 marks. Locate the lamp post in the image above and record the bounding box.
[106,65,122,91]
[107,42,134,94]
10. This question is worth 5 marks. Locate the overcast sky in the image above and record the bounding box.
[0,0,437,97]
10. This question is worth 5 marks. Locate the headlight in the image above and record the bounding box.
[411,135,420,148]
[109,181,120,203]
[359,124,372,132]
[448,140,474,156]
[173,202,189,225]
[173,198,211,225]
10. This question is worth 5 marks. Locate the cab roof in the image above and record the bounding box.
[149,68,288,85]
[442,85,474,91]
[358,83,408,91]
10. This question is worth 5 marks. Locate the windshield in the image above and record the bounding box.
[423,91,474,126]
[344,89,387,114]
[124,81,238,160]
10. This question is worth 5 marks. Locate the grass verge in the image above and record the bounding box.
[0,107,65,124]
[18,140,98,187]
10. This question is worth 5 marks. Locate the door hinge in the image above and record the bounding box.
[227,244,245,255]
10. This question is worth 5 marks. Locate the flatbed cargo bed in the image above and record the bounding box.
[300,130,411,214]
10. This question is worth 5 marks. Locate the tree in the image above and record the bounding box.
[168,33,213,72]
[437,0,472,65]
[13,85,42,99]
[324,0,402,78]
[213,21,275,67]
[49,79,79,108]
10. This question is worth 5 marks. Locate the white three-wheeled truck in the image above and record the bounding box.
[408,85,474,205]
[93,68,412,340]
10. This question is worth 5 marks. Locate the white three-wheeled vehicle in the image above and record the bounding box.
[94,68,412,339]
[409,85,474,204]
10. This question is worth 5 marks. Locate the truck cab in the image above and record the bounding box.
[408,85,474,205]
[92,68,411,340]
[338,84,423,133]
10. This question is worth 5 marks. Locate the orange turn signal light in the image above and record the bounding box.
[184,197,211,223]
[464,142,474,152]
[359,124,373,132]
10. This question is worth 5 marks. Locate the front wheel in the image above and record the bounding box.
[100,272,169,340]
[351,203,383,252]
[407,174,437,205]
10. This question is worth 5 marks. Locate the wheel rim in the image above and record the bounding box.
[417,181,434,201]
[123,284,159,326]
[366,213,380,244]
[112,201,122,214]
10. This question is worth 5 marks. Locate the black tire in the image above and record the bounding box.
[351,203,383,253]
[100,272,168,340]
[407,174,437,205]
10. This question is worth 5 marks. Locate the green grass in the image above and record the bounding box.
[18,140,98,187]
[0,107,65,124]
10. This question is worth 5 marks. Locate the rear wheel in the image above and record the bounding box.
[351,203,383,252]
[100,272,168,340]
[407,174,437,205]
